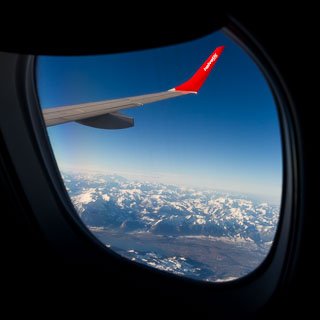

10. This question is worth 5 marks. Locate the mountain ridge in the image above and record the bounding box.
[62,171,279,249]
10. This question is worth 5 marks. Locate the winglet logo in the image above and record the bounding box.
[203,53,219,71]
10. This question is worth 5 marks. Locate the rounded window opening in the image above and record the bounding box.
[36,30,282,283]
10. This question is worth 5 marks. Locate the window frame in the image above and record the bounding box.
[0,16,301,318]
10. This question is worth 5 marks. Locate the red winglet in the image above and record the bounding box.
[174,46,224,93]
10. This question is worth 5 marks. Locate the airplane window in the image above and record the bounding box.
[36,30,282,282]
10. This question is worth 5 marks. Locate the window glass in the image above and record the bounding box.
[37,31,282,282]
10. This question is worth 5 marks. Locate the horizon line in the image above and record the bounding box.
[58,163,282,205]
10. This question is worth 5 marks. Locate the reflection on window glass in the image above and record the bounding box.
[37,31,282,282]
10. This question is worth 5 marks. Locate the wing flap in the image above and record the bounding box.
[76,111,134,129]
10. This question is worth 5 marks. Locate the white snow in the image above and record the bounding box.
[196,218,206,225]
[215,277,238,283]
[74,188,96,204]
[102,194,110,201]
[71,188,97,214]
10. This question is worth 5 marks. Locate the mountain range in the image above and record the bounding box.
[63,171,279,246]
[61,170,280,281]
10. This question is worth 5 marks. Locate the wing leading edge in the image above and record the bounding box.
[42,46,224,129]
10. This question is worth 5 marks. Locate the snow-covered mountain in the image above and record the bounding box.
[61,170,280,282]
[62,171,279,247]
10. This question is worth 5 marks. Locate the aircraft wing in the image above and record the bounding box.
[42,46,224,129]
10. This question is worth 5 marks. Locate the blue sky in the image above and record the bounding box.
[37,31,282,204]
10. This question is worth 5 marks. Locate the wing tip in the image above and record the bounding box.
[174,46,224,93]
